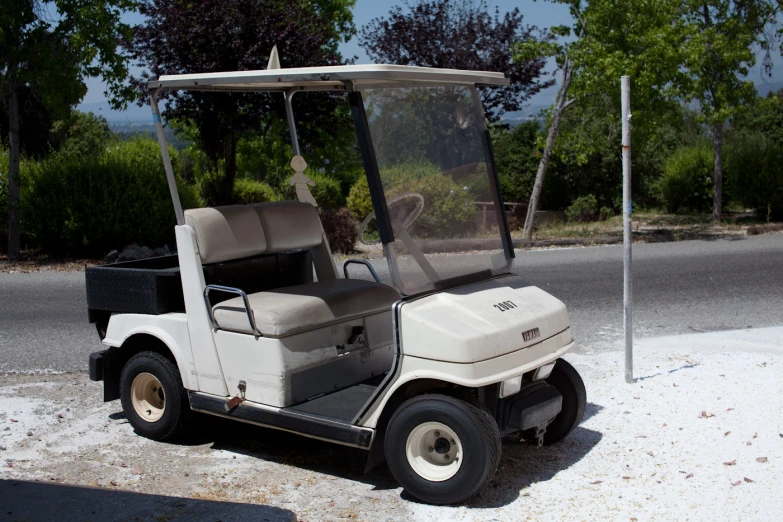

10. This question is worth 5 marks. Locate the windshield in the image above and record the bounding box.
[357,84,511,295]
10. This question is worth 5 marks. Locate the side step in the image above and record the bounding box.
[188,392,374,449]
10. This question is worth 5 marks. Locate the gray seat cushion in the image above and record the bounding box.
[213,279,400,338]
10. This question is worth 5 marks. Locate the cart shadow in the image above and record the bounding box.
[167,413,399,489]
[403,402,605,509]
[0,478,295,521]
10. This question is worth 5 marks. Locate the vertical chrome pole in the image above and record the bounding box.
[284,91,301,156]
[621,76,633,384]
[150,91,184,225]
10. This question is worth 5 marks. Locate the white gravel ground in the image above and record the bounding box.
[1,327,781,521]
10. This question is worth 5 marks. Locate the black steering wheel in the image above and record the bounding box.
[358,192,425,245]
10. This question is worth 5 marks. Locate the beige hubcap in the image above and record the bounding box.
[130,372,165,422]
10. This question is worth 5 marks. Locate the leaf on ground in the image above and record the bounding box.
[724,431,731,437]
[590,480,603,485]
[723,460,736,466]
[623,411,630,414]
[131,467,143,475]
[747,442,753,446]
[685,473,694,479]
[756,457,768,463]
[10,419,18,423]
[727,408,734,411]
[753,432,758,439]
[700,411,715,418]
[622,476,631,480]
[744,477,754,483]
[731,480,742,487]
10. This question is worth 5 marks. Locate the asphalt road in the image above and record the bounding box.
[1,234,781,372]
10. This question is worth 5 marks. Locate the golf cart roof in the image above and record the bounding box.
[148,64,510,92]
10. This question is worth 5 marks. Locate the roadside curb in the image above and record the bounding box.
[419,236,621,254]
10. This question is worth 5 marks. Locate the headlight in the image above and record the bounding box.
[533,362,556,381]
[499,375,522,398]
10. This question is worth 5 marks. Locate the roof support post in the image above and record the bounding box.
[284,90,300,156]
[150,90,185,225]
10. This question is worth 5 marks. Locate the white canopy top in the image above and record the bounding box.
[149,64,509,92]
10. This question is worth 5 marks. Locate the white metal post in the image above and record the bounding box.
[621,76,633,384]
[150,91,185,226]
[284,91,301,156]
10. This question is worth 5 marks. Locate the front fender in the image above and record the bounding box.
[103,313,198,392]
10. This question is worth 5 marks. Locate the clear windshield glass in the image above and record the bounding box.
[358,84,510,295]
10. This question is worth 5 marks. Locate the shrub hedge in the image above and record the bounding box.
[657,144,714,213]
[725,134,783,220]
[232,178,282,204]
[21,138,199,256]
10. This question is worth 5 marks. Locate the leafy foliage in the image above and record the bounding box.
[319,209,357,254]
[359,0,553,121]
[126,0,353,204]
[346,176,373,222]
[20,138,199,256]
[565,194,598,223]
[725,134,783,220]
[2,0,137,258]
[50,111,115,158]
[232,178,281,205]
[657,144,715,213]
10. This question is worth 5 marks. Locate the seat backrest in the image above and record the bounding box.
[251,201,323,253]
[184,206,267,264]
[184,201,337,280]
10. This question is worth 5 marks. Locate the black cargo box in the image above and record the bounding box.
[85,251,312,318]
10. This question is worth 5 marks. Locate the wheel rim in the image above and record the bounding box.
[130,372,166,422]
[405,421,463,482]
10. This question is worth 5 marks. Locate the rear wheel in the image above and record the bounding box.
[543,358,586,445]
[384,394,501,505]
[120,351,191,442]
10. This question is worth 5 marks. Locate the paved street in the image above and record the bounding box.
[1,233,781,372]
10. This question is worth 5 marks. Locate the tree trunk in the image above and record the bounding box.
[217,130,237,205]
[712,122,723,223]
[522,65,573,240]
[6,60,21,261]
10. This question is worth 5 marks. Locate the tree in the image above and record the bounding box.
[515,0,685,238]
[732,88,783,144]
[127,0,355,206]
[680,0,781,221]
[1,0,135,260]
[359,0,553,122]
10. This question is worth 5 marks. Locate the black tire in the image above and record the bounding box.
[384,394,501,505]
[543,358,586,445]
[120,351,191,442]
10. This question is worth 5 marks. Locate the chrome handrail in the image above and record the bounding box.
[343,259,382,284]
[203,285,262,336]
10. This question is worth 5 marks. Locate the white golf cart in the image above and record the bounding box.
[86,62,586,505]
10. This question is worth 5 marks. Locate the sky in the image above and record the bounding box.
[77,0,782,122]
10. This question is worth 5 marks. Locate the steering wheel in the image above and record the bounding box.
[358,192,425,245]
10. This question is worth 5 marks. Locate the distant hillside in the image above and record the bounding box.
[756,81,783,97]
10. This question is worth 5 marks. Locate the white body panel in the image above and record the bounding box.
[175,225,229,396]
[400,277,569,363]
[216,311,394,407]
[103,313,199,392]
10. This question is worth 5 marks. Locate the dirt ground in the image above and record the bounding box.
[1,335,781,521]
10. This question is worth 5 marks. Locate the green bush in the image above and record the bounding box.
[565,194,598,222]
[599,206,614,221]
[232,178,281,204]
[319,209,357,254]
[348,161,476,238]
[21,138,199,256]
[346,176,372,220]
[657,145,714,213]
[725,134,783,220]
[308,172,343,211]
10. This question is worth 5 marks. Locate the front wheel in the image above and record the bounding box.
[384,394,501,505]
[120,351,191,442]
[543,358,586,445]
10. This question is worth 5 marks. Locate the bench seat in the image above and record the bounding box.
[213,278,400,338]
